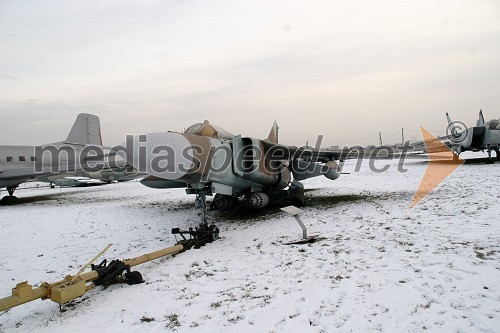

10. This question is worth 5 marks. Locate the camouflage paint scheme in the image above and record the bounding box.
[135,120,341,210]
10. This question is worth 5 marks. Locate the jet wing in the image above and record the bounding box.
[261,141,342,162]
[0,166,86,187]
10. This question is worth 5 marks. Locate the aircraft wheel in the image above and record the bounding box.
[1,196,18,205]
[125,271,143,285]
[208,224,220,242]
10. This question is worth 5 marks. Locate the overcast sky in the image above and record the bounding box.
[1,0,499,147]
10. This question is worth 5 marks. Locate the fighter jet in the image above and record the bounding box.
[123,120,341,226]
[0,113,104,204]
[446,110,500,163]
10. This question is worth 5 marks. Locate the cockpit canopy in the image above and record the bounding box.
[184,120,234,140]
[487,119,500,130]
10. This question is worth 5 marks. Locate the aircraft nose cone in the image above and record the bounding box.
[324,161,340,180]
[325,168,340,180]
[124,132,195,181]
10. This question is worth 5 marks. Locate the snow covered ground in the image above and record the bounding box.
[0,156,499,333]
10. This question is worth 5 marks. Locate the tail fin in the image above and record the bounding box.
[446,112,453,125]
[65,113,102,145]
[446,112,457,135]
[477,109,485,126]
[266,120,279,143]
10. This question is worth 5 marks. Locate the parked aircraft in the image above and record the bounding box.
[39,176,106,187]
[0,113,104,204]
[446,110,500,163]
[38,166,139,188]
[87,167,138,183]
[124,120,341,226]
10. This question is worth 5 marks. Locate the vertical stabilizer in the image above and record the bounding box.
[446,112,457,136]
[446,112,453,126]
[477,109,485,127]
[65,113,102,145]
[266,120,279,143]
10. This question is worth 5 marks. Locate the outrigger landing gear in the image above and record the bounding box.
[1,186,18,205]
[489,147,500,164]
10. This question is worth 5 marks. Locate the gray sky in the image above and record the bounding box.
[1,0,499,147]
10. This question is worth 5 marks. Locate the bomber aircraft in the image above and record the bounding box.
[122,120,341,227]
[446,110,500,163]
[0,113,105,204]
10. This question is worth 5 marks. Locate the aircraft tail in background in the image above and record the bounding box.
[477,109,485,127]
[65,113,102,145]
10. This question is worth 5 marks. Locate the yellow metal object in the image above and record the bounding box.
[12,282,33,299]
[50,279,87,304]
[124,244,184,267]
[73,244,112,281]
[0,243,185,312]
[0,283,49,312]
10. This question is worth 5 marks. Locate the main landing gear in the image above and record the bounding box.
[486,146,499,164]
[1,186,18,205]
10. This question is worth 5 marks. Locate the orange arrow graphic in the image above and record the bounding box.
[410,126,464,209]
